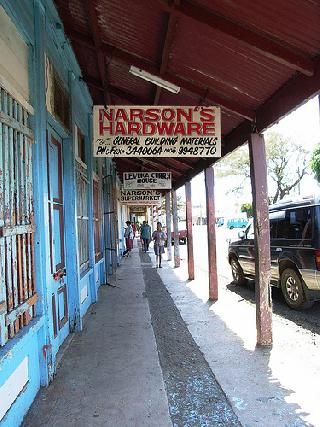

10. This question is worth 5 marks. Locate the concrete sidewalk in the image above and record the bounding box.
[23,244,320,426]
[160,251,320,427]
[23,247,239,427]
[23,248,172,427]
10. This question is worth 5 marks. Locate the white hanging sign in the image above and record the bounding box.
[123,172,171,190]
[120,190,162,205]
[93,105,221,157]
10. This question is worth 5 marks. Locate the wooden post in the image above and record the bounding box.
[165,192,172,262]
[185,181,194,280]
[172,189,180,268]
[153,205,157,232]
[249,133,273,347]
[205,167,218,300]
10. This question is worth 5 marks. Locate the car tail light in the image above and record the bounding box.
[315,250,320,270]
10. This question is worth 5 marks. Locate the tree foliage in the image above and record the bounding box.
[241,203,253,218]
[215,132,309,203]
[310,144,320,183]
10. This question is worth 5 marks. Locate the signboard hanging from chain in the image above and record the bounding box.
[93,106,221,158]
[123,172,171,190]
[120,190,162,206]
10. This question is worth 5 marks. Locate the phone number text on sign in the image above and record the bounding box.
[93,106,221,158]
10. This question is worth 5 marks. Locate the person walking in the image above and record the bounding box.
[140,221,151,252]
[123,221,134,257]
[152,222,167,268]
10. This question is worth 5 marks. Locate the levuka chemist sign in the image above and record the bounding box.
[93,106,221,158]
[123,172,171,190]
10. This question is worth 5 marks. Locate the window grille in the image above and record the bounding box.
[76,161,89,274]
[0,86,37,346]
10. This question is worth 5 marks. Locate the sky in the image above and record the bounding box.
[184,96,320,218]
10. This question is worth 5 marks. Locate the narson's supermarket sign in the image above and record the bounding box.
[120,190,162,205]
[93,105,221,157]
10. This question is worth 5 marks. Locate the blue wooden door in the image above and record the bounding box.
[47,128,69,355]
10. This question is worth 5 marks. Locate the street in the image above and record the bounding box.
[178,225,320,335]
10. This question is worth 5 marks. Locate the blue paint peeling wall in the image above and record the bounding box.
[0,0,113,424]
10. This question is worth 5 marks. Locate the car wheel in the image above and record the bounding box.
[230,258,245,285]
[280,268,313,309]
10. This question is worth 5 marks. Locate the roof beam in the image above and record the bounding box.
[173,60,320,188]
[84,1,111,105]
[164,157,193,171]
[139,158,182,176]
[148,159,183,175]
[83,75,147,105]
[256,57,320,131]
[68,29,255,121]
[154,0,180,105]
[158,0,314,76]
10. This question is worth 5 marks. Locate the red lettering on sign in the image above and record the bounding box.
[176,108,193,122]
[200,107,215,122]
[187,122,202,135]
[175,122,187,135]
[203,123,216,135]
[130,108,144,121]
[145,108,161,121]
[115,109,129,121]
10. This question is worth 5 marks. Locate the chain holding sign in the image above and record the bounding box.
[123,172,171,190]
[93,106,221,158]
[120,190,162,206]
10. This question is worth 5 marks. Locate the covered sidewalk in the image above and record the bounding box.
[23,242,320,427]
[1,1,320,425]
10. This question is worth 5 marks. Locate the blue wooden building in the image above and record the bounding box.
[0,1,125,425]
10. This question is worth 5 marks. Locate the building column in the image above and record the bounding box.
[165,191,172,262]
[172,189,180,268]
[205,167,218,300]
[249,133,273,347]
[152,205,157,231]
[86,110,97,303]
[33,0,52,386]
[185,181,194,280]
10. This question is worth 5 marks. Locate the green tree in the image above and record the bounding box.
[310,144,320,183]
[241,203,253,218]
[215,132,309,203]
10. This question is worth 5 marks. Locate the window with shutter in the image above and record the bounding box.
[0,85,37,346]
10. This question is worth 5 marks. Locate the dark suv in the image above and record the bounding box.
[228,196,320,309]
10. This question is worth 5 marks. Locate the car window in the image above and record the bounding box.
[246,223,254,239]
[275,207,313,240]
[270,219,278,239]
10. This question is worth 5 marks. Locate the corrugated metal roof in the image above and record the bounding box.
[54,0,320,188]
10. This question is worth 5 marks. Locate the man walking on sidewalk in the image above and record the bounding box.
[140,220,151,252]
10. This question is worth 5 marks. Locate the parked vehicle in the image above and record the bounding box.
[226,217,248,229]
[172,220,187,244]
[164,222,187,245]
[216,217,224,227]
[171,229,187,244]
[228,196,320,309]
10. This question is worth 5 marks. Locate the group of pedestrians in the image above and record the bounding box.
[123,220,167,268]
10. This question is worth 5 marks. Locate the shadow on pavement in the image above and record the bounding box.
[226,280,320,336]
[161,267,314,427]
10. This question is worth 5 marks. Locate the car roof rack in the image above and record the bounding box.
[269,194,320,211]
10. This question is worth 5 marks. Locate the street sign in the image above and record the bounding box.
[123,172,172,190]
[120,190,162,205]
[93,105,221,157]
